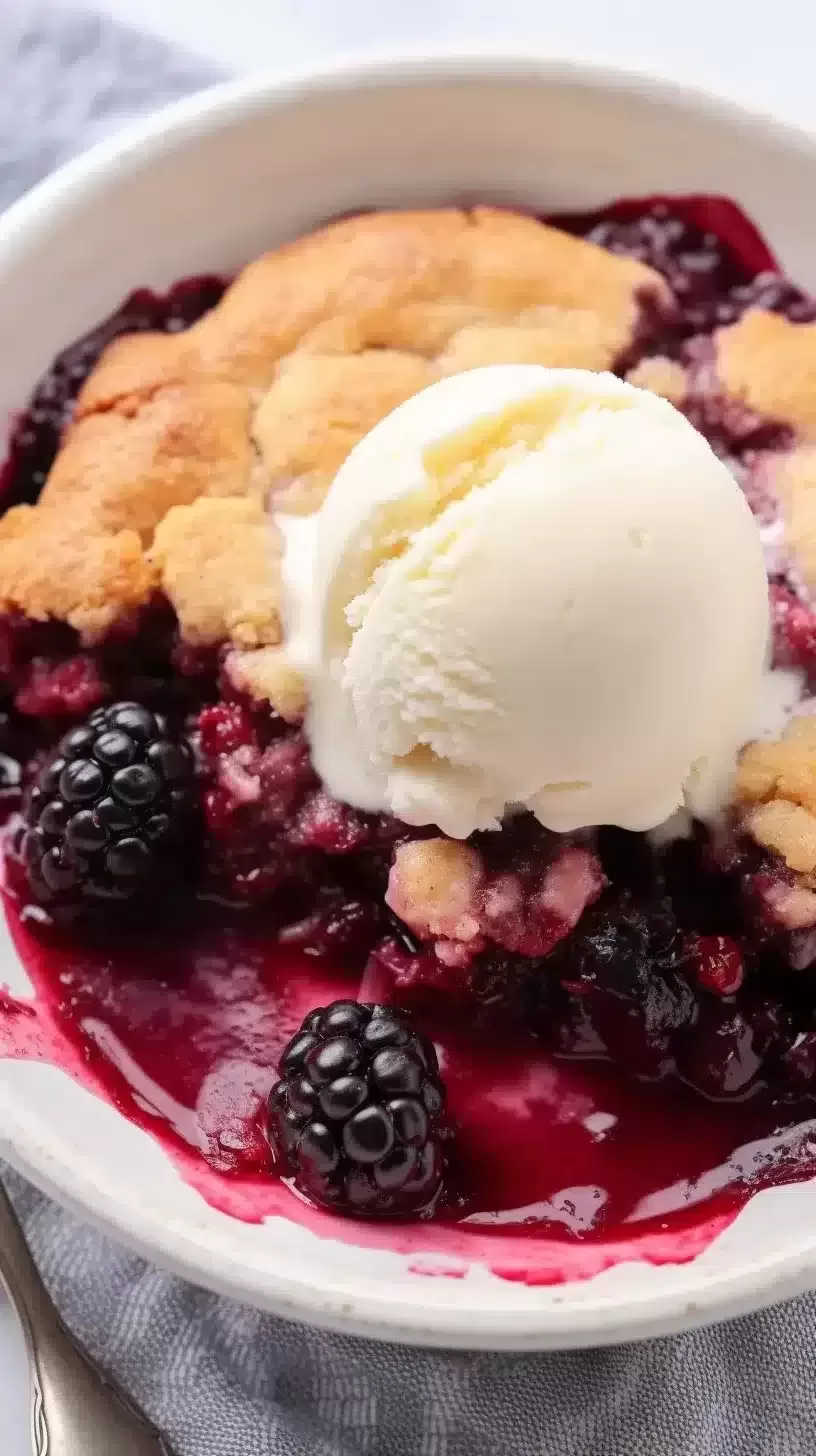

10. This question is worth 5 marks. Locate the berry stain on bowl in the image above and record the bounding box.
[3,196,816,1286]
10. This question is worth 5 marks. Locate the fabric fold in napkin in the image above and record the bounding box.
[2,4,816,1454]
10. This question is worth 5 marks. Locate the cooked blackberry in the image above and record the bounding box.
[268,1001,447,1216]
[546,891,696,1080]
[555,890,684,1003]
[21,700,195,906]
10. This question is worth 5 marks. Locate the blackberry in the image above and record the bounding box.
[556,891,684,1005]
[21,700,195,906]
[268,1001,447,1216]
[550,891,696,1079]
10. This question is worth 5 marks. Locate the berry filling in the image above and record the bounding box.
[2,199,816,1276]
[558,195,816,339]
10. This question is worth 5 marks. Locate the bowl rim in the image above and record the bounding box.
[2,49,816,1348]
[3,45,816,276]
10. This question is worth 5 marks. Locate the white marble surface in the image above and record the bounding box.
[63,0,816,129]
[0,1,815,1451]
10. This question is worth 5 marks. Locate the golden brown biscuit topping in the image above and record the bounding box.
[0,375,257,638]
[625,356,688,405]
[710,309,816,607]
[0,506,153,640]
[713,312,816,600]
[711,309,816,882]
[710,313,816,883]
[737,718,816,877]
[716,309,816,439]
[437,307,624,376]
[190,207,666,385]
[0,208,667,694]
[149,497,282,649]
[226,647,308,724]
[253,350,434,515]
[386,839,485,947]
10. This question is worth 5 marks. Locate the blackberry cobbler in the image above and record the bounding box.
[4,197,816,1275]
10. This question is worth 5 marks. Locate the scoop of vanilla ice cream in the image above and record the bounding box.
[285,364,769,839]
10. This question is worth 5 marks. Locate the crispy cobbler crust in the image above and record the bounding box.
[625,356,688,404]
[716,310,816,439]
[190,207,665,383]
[0,208,667,690]
[709,313,816,888]
[74,333,195,416]
[635,316,816,887]
[437,306,625,376]
[225,646,308,724]
[737,717,816,878]
[712,311,816,600]
[386,836,605,962]
[252,350,434,515]
[0,508,153,640]
[387,839,485,946]
[0,376,257,637]
[149,497,282,649]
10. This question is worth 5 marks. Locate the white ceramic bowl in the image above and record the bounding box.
[2,55,816,1350]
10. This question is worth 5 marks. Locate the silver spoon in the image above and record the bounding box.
[0,1176,172,1455]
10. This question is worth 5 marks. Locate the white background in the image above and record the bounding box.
[72,0,816,129]
[1,1,815,1449]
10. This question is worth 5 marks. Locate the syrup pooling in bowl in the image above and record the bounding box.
[5,900,816,1283]
[2,198,816,1282]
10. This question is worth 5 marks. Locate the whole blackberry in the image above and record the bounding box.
[21,701,195,906]
[268,1001,447,1216]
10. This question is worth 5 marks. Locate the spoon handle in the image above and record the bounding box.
[0,1178,172,1455]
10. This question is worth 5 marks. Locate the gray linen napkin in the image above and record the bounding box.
[2,4,816,1454]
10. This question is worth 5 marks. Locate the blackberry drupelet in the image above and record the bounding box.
[21,700,195,906]
[268,1001,448,1216]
